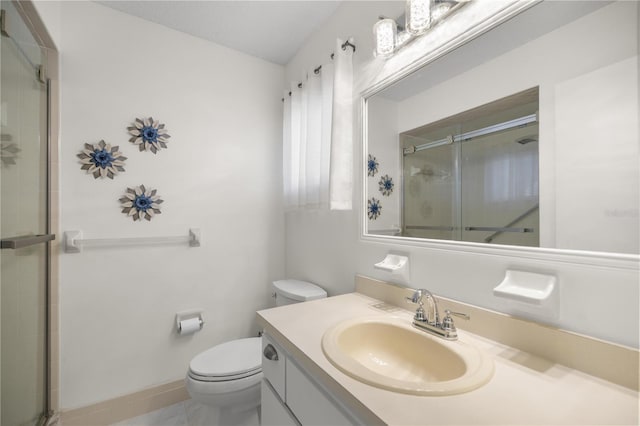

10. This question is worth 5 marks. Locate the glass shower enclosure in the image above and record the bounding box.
[0,1,53,424]
[401,88,540,247]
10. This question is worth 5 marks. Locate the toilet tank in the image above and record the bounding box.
[272,279,327,306]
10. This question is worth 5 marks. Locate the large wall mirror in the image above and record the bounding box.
[363,0,639,257]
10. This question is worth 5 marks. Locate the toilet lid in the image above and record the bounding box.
[189,337,262,379]
[273,279,327,301]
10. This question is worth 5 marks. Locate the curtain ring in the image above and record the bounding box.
[341,40,356,53]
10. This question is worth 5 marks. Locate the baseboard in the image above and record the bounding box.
[60,380,189,426]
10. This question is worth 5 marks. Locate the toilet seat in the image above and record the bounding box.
[188,337,262,383]
[189,368,261,382]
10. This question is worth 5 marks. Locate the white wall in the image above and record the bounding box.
[285,1,639,347]
[36,1,284,410]
[366,96,400,233]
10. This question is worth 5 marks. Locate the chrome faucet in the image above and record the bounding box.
[407,288,440,325]
[406,289,469,340]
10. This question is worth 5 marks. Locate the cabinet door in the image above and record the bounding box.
[262,334,286,399]
[286,360,355,426]
[261,380,299,426]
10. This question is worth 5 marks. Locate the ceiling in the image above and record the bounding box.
[97,1,342,65]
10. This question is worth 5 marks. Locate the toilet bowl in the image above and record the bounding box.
[186,338,262,424]
[185,279,326,425]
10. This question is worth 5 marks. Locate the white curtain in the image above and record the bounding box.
[283,38,353,210]
[329,38,354,210]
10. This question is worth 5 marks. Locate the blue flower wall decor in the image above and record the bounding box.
[119,184,164,221]
[77,140,127,179]
[367,154,379,177]
[378,174,394,196]
[128,117,171,154]
[367,197,382,220]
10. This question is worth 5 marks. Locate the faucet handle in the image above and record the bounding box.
[406,290,428,322]
[445,309,470,320]
[442,309,470,332]
[405,289,424,304]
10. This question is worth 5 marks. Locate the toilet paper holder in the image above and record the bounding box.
[176,310,205,334]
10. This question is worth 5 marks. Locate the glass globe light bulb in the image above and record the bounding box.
[373,18,397,57]
[406,0,432,35]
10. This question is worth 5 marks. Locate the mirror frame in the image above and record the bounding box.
[359,0,639,270]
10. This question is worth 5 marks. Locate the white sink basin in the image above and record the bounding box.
[321,316,494,396]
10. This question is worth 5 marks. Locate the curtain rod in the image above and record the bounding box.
[281,39,355,101]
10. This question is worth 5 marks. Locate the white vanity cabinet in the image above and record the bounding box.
[261,334,297,425]
[261,333,357,426]
[261,380,298,426]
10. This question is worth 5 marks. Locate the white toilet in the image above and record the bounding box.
[185,279,327,425]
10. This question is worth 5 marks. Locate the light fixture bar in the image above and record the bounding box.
[373,1,468,59]
[403,113,538,155]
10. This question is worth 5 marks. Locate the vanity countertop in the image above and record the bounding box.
[257,292,639,425]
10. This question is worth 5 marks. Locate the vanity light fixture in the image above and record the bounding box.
[374,0,466,58]
[406,0,431,35]
[431,0,460,22]
[373,18,397,57]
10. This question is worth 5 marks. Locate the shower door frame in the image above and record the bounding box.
[5,1,60,421]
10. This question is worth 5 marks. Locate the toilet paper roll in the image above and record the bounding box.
[178,317,201,335]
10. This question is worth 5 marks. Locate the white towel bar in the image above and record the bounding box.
[63,228,200,253]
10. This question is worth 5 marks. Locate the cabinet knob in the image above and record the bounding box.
[263,343,279,361]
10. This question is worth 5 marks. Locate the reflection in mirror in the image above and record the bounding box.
[364,1,639,255]
[401,88,539,247]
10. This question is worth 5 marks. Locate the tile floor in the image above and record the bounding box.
[111,399,259,426]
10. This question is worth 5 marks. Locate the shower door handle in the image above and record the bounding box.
[1,233,55,249]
